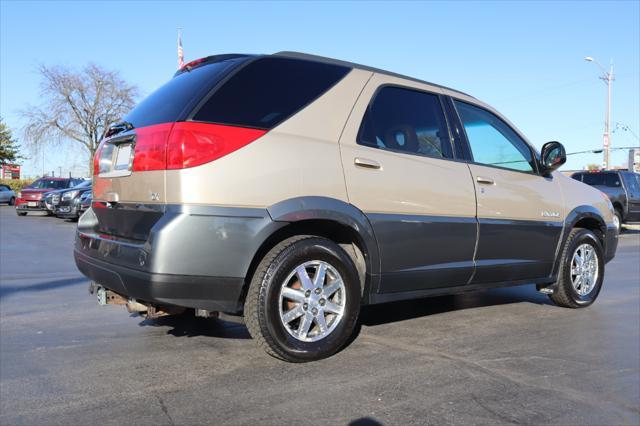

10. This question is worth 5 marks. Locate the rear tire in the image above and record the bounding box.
[549,228,604,308]
[8,197,15,206]
[245,236,361,362]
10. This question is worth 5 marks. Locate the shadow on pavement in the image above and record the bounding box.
[135,284,550,345]
[137,314,252,339]
[359,284,550,327]
[350,418,384,426]
[0,276,87,299]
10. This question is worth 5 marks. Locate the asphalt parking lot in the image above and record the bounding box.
[1,206,639,425]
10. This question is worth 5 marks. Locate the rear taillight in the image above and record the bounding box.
[167,122,266,170]
[93,142,104,176]
[132,123,175,172]
[131,122,266,172]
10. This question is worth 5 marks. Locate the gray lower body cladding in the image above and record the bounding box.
[74,199,619,313]
[74,204,286,313]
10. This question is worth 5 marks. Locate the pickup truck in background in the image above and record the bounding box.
[572,170,640,231]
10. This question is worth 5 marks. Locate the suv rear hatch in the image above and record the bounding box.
[92,54,351,241]
[92,55,253,240]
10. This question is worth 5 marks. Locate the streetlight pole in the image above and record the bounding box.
[584,56,614,169]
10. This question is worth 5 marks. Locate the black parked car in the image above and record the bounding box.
[55,180,92,220]
[78,190,92,215]
[572,170,640,231]
[42,189,67,215]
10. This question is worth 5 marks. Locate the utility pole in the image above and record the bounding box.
[584,56,614,170]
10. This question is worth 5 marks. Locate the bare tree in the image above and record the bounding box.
[21,64,138,174]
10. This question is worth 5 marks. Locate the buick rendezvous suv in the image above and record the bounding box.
[75,52,618,362]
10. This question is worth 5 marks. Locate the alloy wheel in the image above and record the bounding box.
[278,260,346,342]
[570,243,599,296]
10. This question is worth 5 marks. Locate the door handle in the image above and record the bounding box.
[354,157,381,170]
[476,176,495,185]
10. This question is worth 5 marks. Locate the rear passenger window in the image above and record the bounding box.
[582,173,606,186]
[605,173,621,187]
[455,100,534,173]
[357,87,452,159]
[193,58,350,129]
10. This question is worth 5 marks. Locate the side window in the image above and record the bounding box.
[454,100,534,173]
[605,173,621,187]
[358,86,452,159]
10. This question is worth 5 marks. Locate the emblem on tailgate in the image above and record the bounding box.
[541,211,560,218]
[150,191,160,201]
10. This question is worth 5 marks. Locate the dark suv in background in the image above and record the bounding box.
[572,170,640,231]
[55,180,92,220]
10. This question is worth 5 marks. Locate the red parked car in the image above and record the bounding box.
[16,177,83,216]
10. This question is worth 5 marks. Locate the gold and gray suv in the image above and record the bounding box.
[75,52,618,362]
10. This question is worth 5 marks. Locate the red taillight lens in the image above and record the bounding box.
[130,122,266,172]
[93,141,104,176]
[92,201,108,209]
[132,123,175,172]
[167,122,267,170]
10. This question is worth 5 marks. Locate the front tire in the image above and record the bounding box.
[613,209,622,233]
[17,211,27,216]
[549,228,604,308]
[245,236,361,362]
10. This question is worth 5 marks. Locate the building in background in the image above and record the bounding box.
[1,164,20,179]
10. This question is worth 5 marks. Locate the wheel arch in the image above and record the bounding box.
[551,205,607,277]
[240,197,381,306]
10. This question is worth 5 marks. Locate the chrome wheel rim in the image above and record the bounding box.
[278,260,346,342]
[570,243,599,296]
[613,214,621,232]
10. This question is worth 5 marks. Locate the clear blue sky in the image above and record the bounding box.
[1,0,639,177]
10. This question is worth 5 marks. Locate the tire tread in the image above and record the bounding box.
[549,228,601,308]
[244,235,318,362]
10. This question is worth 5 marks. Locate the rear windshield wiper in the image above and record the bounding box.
[105,121,134,138]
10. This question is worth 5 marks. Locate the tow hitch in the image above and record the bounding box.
[89,281,186,319]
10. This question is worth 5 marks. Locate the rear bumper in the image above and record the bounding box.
[75,250,244,312]
[74,205,286,313]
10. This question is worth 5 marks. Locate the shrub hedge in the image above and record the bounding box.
[0,179,35,193]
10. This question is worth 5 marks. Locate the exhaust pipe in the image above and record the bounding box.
[90,282,185,318]
[126,299,148,313]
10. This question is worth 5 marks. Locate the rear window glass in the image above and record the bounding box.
[581,173,620,187]
[28,179,69,189]
[192,57,350,129]
[124,58,247,128]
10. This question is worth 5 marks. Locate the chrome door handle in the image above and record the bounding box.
[354,158,381,170]
[476,176,495,185]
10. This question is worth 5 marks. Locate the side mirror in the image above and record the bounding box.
[541,141,566,174]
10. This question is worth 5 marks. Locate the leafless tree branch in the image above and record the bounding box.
[20,63,139,174]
